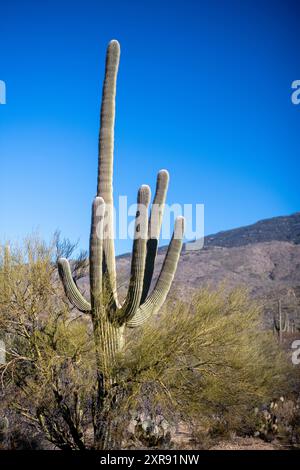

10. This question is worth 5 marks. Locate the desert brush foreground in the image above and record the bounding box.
[1,237,298,449]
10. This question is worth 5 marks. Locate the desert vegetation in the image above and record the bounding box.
[0,237,296,449]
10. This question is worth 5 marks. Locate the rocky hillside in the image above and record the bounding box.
[80,212,300,329]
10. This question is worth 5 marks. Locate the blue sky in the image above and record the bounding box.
[0,0,299,254]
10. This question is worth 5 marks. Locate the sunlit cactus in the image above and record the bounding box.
[58,40,184,449]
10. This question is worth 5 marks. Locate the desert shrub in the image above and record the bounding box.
[0,236,95,450]
[114,287,291,445]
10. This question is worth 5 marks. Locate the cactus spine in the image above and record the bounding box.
[58,40,184,449]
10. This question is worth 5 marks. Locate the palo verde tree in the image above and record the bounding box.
[57,40,185,449]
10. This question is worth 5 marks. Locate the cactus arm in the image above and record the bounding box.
[282,312,288,332]
[273,314,280,332]
[149,170,169,240]
[97,39,120,307]
[285,313,290,333]
[126,216,184,328]
[89,197,105,308]
[113,185,151,325]
[141,170,169,304]
[58,258,91,313]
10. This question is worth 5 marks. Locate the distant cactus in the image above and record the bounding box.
[58,40,184,449]
[1,245,11,301]
[273,299,296,342]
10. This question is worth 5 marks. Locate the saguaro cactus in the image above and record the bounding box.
[58,40,184,449]
[273,299,295,342]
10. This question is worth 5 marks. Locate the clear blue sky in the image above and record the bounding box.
[0,0,299,255]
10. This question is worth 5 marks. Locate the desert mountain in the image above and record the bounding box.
[80,212,300,329]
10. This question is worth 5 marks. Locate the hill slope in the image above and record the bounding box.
[80,212,300,328]
[204,212,300,248]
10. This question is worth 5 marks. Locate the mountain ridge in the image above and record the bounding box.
[203,211,300,248]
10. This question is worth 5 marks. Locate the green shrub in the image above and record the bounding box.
[115,287,291,445]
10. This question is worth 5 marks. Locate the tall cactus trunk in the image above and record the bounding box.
[93,314,124,450]
[58,39,185,449]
